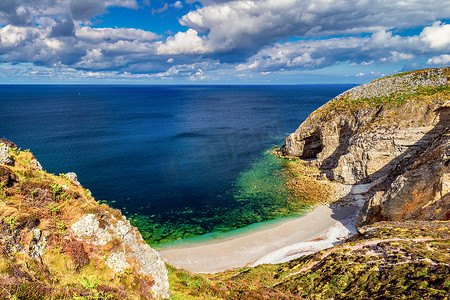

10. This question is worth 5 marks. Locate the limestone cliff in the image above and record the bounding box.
[280,67,450,226]
[0,141,169,299]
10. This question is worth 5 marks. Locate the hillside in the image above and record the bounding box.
[0,139,169,299]
[168,221,449,299]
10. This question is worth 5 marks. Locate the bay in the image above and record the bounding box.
[0,84,354,245]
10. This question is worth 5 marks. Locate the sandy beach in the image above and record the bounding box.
[159,204,360,273]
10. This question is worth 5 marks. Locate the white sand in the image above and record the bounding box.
[159,205,359,273]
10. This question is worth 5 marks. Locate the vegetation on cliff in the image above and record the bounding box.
[0,141,168,299]
[168,221,449,299]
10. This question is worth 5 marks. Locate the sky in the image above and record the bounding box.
[0,0,449,84]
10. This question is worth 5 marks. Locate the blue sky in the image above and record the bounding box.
[0,0,449,84]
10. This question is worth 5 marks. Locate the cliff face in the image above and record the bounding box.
[280,67,450,226]
[0,142,169,299]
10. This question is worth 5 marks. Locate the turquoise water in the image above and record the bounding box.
[0,84,354,245]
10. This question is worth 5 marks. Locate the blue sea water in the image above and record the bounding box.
[0,84,353,245]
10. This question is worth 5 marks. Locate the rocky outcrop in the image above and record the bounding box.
[0,143,13,166]
[357,109,449,225]
[280,67,450,226]
[66,172,79,184]
[71,214,170,298]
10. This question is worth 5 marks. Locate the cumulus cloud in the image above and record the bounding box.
[70,0,138,20]
[157,29,211,55]
[0,22,163,73]
[427,54,450,65]
[50,19,75,37]
[0,0,139,26]
[176,0,450,56]
[1,0,450,81]
[0,25,37,48]
[154,61,219,80]
[236,23,450,72]
[420,21,450,50]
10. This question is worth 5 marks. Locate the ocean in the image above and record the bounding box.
[0,84,354,245]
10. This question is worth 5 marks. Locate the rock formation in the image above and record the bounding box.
[71,214,169,297]
[280,67,450,226]
[0,143,13,166]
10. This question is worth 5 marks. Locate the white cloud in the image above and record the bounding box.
[420,21,450,50]
[190,68,206,80]
[0,25,35,47]
[427,54,450,65]
[173,1,183,9]
[236,23,449,72]
[76,27,160,42]
[157,29,211,55]
[1,0,450,81]
[178,0,450,54]
[0,0,139,25]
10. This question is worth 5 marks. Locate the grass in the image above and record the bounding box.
[311,82,450,127]
[165,221,449,299]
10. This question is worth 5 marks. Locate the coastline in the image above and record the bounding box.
[159,204,360,273]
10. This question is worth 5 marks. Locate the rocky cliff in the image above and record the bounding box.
[279,67,450,226]
[0,140,169,299]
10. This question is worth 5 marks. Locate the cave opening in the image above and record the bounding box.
[300,132,323,159]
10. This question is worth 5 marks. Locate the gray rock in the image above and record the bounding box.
[106,251,130,273]
[71,214,170,299]
[30,158,43,170]
[66,172,80,185]
[0,143,13,165]
[70,214,113,245]
[29,228,46,259]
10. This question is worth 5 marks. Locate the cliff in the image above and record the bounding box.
[279,67,450,226]
[0,140,169,299]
